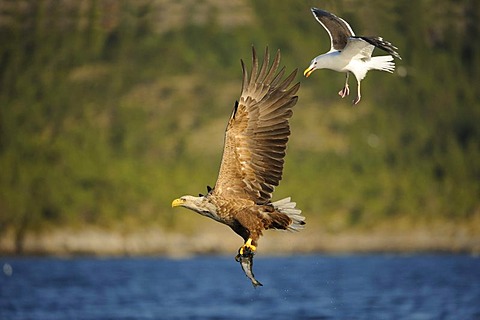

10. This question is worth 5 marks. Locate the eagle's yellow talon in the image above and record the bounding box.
[239,238,257,255]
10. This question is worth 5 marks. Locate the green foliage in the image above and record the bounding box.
[0,0,479,247]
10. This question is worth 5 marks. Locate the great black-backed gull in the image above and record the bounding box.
[304,8,401,105]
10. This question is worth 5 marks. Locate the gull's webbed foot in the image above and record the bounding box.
[353,95,361,105]
[338,84,350,98]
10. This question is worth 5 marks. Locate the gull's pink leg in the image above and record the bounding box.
[353,80,361,105]
[338,73,350,98]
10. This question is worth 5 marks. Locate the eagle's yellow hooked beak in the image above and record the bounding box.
[171,198,184,208]
[304,65,315,78]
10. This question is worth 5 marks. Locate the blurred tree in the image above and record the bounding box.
[0,0,478,251]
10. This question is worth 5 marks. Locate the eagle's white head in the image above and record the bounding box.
[171,195,221,222]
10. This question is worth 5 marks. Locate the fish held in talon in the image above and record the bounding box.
[172,47,305,286]
[304,7,401,104]
[235,244,262,287]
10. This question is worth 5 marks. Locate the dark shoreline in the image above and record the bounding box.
[1,226,478,257]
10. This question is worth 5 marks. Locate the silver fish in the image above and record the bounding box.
[235,250,263,287]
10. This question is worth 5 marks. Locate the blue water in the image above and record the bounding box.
[1,255,479,320]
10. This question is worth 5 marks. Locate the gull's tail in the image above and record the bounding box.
[368,55,395,73]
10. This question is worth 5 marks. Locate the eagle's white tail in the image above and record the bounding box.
[368,55,395,73]
[271,197,305,231]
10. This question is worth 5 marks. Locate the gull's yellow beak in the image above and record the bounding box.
[171,198,184,208]
[304,65,315,78]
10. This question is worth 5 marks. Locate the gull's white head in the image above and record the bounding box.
[304,56,328,77]
[304,57,318,77]
[304,51,344,77]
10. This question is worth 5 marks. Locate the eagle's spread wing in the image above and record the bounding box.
[213,47,300,204]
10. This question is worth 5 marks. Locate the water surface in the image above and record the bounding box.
[1,255,479,319]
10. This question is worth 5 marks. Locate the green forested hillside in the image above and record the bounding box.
[1,0,479,252]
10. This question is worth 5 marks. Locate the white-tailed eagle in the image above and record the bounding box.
[172,47,305,286]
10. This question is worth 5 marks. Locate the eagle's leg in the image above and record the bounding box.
[235,238,257,261]
[240,238,257,254]
[353,80,361,105]
[338,73,350,98]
